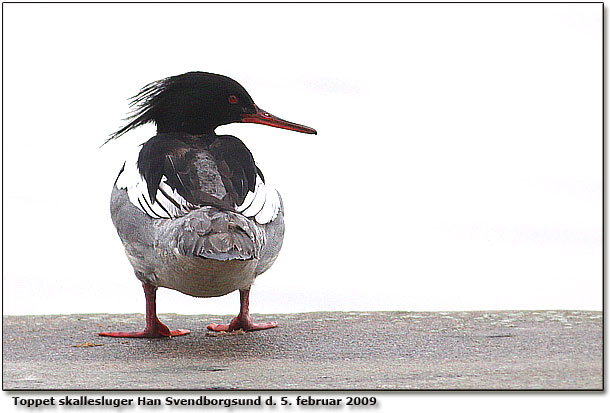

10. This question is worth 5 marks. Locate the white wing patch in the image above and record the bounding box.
[236,174,281,224]
[115,148,194,219]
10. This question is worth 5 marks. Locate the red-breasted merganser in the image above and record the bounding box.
[100,72,316,337]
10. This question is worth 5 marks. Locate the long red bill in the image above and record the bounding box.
[241,106,317,135]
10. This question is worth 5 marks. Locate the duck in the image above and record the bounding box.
[100,72,316,338]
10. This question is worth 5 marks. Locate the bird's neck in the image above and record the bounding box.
[156,127,217,137]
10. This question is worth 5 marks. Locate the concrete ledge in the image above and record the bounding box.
[2,311,602,390]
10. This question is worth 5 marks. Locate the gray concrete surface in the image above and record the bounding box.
[2,311,602,390]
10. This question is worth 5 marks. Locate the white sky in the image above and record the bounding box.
[2,3,602,316]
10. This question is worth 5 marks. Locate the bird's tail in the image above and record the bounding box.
[168,207,264,261]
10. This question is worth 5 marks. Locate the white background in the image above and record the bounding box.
[3,3,602,319]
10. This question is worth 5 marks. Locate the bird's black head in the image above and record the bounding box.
[107,71,316,143]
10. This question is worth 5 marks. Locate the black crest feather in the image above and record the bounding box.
[103,75,177,146]
[103,72,255,146]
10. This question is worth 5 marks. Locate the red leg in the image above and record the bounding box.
[207,288,278,332]
[99,282,190,338]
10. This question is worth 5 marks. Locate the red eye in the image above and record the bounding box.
[228,95,239,104]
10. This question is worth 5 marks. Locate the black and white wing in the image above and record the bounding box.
[115,134,280,224]
[208,136,281,224]
[235,172,281,224]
